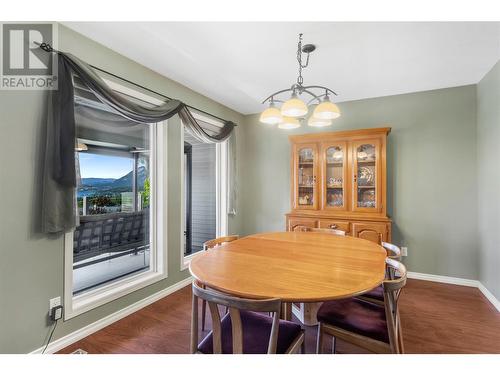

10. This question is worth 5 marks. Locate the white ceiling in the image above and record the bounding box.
[64,22,500,115]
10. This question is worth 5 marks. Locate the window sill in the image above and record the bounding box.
[65,269,167,320]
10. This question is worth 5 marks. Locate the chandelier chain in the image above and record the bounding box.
[297,34,303,86]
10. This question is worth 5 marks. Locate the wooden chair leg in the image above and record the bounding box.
[190,293,198,354]
[316,322,324,354]
[332,336,336,354]
[397,316,405,354]
[200,284,208,331]
[281,302,292,321]
[201,300,207,331]
[398,334,405,354]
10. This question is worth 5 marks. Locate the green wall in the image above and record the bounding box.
[0,24,244,353]
[240,86,479,280]
[477,60,500,300]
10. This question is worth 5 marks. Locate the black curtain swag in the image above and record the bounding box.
[42,49,236,233]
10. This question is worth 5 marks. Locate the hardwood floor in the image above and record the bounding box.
[58,279,500,354]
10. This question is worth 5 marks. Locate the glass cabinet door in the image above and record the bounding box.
[295,144,318,210]
[353,140,381,212]
[322,142,347,210]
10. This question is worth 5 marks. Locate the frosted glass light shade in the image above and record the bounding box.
[259,105,282,125]
[278,116,301,129]
[313,99,340,120]
[307,116,331,127]
[281,96,308,117]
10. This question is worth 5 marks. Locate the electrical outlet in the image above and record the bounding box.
[49,296,61,313]
[401,247,408,257]
[50,305,63,321]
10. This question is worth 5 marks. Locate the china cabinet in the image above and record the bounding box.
[287,127,391,241]
[286,127,391,325]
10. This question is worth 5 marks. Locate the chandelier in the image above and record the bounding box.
[259,33,341,129]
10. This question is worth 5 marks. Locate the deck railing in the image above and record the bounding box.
[73,210,149,268]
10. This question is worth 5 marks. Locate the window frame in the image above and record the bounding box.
[64,78,168,320]
[180,114,229,270]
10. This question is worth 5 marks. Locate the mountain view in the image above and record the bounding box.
[78,166,148,197]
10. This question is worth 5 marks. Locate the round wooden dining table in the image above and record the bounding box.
[189,231,387,320]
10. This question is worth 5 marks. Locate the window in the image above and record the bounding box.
[64,76,167,319]
[73,142,151,295]
[181,114,228,268]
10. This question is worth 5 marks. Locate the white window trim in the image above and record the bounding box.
[180,113,228,271]
[64,79,168,320]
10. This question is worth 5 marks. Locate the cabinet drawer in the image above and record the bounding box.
[351,222,388,244]
[288,217,318,231]
[318,220,350,233]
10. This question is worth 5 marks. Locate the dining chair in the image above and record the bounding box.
[357,241,402,305]
[203,235,239,251]
[201,235,239,330]
[190,281,305,354]
[295,226,346,236]
[316,258,407,354]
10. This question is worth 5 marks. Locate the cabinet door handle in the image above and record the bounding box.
[329,224,338,229]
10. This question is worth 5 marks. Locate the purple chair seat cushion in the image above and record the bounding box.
[317,298,389,343]
[198,310,302,354]
[361,285,384,301]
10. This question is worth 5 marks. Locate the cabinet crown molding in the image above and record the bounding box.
[289,127,391,143]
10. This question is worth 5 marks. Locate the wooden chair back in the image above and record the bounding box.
[381,241,401,259]
[203,235,239,251]
[190,281,282,354]
[294,226,346,236]
[382,258,407,353]
[381,242,401,279]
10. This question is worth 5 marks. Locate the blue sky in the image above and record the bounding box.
[79,153,133,179]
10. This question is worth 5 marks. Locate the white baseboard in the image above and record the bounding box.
[477,282,500,313]
[407,271,479,287]
[31,276,193,354]
[407,271,500,312]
